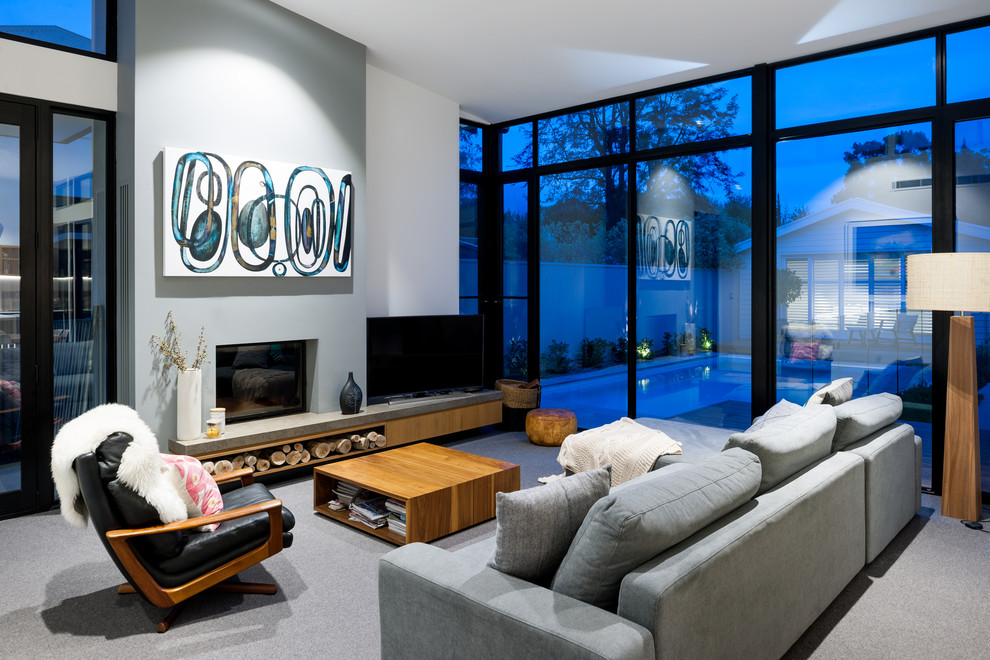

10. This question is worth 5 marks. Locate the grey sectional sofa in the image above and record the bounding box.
[378,393,920,660]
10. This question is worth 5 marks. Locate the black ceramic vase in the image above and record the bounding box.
[339,371,363,414]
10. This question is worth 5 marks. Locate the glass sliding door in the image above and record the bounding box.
[0,102,36,515]
[0,104,112,518]
[539,165,628,428]
[635,148,753,429]
[52,113,109,434]
[775,123,934,486]
[954,117,990,492]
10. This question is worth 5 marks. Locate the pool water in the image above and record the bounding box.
[542,354,778,430]
[539,352,935,488]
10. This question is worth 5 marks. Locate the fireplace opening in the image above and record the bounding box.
[215,340,306,423]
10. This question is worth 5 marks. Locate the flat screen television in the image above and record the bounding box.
[366,314,484,403]
[215,340,305,423]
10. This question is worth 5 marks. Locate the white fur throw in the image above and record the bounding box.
[51,403,189,528]
[556,417,682,486]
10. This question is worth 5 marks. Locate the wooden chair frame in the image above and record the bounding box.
[103,468,285,632]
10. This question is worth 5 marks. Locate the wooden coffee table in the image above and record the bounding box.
[313,442,520,545]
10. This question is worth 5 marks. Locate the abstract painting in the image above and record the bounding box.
[162,147,353,277]
[636,214,693,281]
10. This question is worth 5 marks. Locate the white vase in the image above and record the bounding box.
[683,323,696,356]
[176,368,202,441]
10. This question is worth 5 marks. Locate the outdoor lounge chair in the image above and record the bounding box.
[875,313,918,345]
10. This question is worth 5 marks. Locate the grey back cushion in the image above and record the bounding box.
[806,377,854,406]
[747,398,803,432]
[551,448,761,611]
[723,403,836,493]
[486,465,610,584]
[831,393,903,451]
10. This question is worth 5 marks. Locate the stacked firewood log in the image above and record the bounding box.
[198,431,387,474]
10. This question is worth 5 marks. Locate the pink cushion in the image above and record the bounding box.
[161,454,223,531]
[789,342,819,360]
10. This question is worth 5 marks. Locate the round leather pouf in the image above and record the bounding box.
[525,408,577,446]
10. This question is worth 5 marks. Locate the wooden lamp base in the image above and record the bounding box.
[941,315,982,520]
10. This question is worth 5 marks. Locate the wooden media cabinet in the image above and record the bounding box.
[168,390,502,477]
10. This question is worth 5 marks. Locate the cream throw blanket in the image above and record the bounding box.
[51,403,189,529]
[556,417,682,486]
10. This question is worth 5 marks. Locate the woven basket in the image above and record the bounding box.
[495,379,541,409]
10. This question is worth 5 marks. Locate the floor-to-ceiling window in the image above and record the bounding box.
[478,78,756,430]
[634,77,753,429]
[949,25,990,493]
[533,104,629,426]
[465,14,990,497]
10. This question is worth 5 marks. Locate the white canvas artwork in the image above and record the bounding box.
[162,147,353,277]
[636,214,693,281]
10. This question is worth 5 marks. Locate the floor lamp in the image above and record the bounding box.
[906,253,990,521]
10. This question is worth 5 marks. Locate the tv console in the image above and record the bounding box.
[168,390,502,478]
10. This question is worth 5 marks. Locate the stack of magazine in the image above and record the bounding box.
[385,498,407,537]
[330,481,360,509]
[348,490,389,529]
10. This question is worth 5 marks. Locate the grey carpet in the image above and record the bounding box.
[0,429,987,659]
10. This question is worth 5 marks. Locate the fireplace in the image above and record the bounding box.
[215,340,306,423]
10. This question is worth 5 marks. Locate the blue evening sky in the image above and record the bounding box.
[0,0,94,38]
[777,122,931,214]
[957,118,990,151]
[947,25,990,104]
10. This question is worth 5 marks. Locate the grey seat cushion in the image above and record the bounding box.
[550,448,761,611]
[486,465,611,584]
[831,393,903,451]
[723,403,836,493]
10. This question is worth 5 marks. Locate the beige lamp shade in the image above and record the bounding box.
[906,253,990,313]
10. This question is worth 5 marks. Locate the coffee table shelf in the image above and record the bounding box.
[313,442,520,544]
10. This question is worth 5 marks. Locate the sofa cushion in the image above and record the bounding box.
[486,465,610,584]
[806,377,854,406]
[723,404,836,493]
[746,398,802,432]
[550,448,760,611]
[161,453,224,531]
[831,393,903,451]
[789,342,818,360]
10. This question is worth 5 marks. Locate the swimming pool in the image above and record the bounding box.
[541,354,771,430]
[539,352,935,488]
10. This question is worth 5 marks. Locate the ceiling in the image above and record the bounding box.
[270,0,989,125]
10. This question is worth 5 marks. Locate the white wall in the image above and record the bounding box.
[366,64,460,318]
[120,0,368,445]
[0,38,116,110]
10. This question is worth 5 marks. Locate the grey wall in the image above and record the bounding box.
[119,0,367,446]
